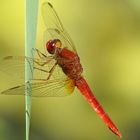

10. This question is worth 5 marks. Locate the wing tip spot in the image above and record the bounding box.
[47,2,53,8]
[3,56,13,60]
[1,86,21,95]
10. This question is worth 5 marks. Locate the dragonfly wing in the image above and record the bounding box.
[1,77,75,97]
[32,57,76,97]
[42,2,77,52]
[0,55,55,91]
[0,55,75,97]
[0,56,25,82]
[42,2,64,32]
[0,3,78,97]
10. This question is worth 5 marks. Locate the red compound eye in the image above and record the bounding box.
[46,39,61,54]
[46,40,55,54]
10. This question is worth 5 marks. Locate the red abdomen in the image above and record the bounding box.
[76,77,122,138]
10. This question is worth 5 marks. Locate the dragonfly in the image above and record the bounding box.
[0,2,122,138]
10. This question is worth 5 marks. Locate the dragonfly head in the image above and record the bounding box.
[46,39,62,54]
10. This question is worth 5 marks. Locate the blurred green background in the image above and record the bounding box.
[0,0,140,140]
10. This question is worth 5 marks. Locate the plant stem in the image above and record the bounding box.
[25,0,38,140]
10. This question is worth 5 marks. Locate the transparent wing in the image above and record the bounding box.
[0,54,75,97]
[1,77,75,97]
[0,55,52,80]
[0,56,26,81]
[42,2,77,52]
[0,2,79,97]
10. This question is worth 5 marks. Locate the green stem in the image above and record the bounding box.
[25,0,38,140]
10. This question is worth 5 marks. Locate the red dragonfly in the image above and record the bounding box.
[0,2,122,138]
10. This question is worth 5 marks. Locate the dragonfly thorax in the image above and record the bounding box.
[46,39,62,54]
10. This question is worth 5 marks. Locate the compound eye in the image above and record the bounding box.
[46,40,55,54]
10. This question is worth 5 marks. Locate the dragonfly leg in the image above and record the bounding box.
[26,59,51,73]
[34,66,49,73]
[32,62,58,81]
[33,48,47,59]
[33,59,52,66]
[47,62,57,80]
[31,49,54,66]
[32,78,47,81]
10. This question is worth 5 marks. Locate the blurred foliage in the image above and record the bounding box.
[0,0,140,140]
